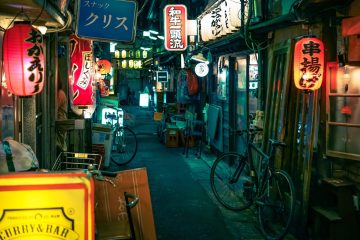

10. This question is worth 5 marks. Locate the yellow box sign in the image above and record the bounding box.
[0,171,94,240]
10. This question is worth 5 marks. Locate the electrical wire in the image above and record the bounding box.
[32,0,46,25]
[137,0,150,17]
[46,10,72,33]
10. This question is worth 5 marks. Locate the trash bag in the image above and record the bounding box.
[0,139,39,173]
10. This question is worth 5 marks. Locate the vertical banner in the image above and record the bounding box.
[293,37,324,91]
[69,34,94,105]
[164,4,187,51]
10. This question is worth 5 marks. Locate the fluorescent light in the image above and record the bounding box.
[149,30,159,35]
[110,42,117,53]
[157,36,164,40]
[140,47,152,51]
[143,31,150,37]
[149,36,157,40]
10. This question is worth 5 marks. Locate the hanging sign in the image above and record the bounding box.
[195,63,209,77]
[3,22,45,96]
[164,4,187,51]
[76,0,137,42]
[96,59,113,97]
[293,37,325,91]
[70,34,94,105]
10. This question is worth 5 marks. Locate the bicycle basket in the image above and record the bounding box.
[52,152,102,171]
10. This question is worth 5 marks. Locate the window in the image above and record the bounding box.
[326,62,360,160]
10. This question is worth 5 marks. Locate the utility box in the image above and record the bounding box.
[92,123,113,167]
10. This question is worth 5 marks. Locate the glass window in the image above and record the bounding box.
[326,63,360,160]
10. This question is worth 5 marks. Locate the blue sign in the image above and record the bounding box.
[76,0,137,42]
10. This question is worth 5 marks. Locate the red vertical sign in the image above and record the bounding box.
[69,34,94,105]
[164,4,187,51]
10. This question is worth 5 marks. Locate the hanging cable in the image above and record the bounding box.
[32,0,46,25]
[137,0,150,17]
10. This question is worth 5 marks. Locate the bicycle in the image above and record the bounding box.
[210,128,295,240]
[102,104,138,166]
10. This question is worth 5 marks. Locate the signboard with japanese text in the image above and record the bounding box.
[199,0,246,42]
[293,37,324,91]
[76,0,137,42]
[164,4,187,51]
[70,34,94,106]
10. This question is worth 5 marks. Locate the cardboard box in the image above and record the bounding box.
[94,167,156,240]
[0,171,95,239]
[153,112,163,121]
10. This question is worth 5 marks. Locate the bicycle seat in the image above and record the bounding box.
[268,139,286,147]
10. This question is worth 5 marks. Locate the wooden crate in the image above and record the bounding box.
[166,128,179,148]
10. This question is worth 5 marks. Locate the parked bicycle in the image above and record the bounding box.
[210,127,295,240]
[102,104,138,166]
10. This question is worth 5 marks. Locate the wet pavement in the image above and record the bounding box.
[107,106,295,240]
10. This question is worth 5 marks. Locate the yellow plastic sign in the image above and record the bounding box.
[0,171,95,240]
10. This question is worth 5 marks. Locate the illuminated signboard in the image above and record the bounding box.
[76,0,137,42]
[293,37,324,91]
[69,34,94,106]
[195,63,209,77]
[164,4,187,51]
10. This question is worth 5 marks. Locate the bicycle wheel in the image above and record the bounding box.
[210,152,254,211]
[257,170,295,240]
[111,126,138,166]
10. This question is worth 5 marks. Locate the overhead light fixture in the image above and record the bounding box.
[143,31,150,37]
[191,53,209,64]
[157,36,164,40]
[149,36,157,40]
[35,26,48,35]
[140,47,152,51]
[149,30,159,35]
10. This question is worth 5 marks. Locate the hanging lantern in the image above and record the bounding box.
[114,50,120,58]
[121,50,127,58]
[3,22,45,96]
[293,37,325,91]
[69,34,94,106]
[96,59,112,75]
[142,50,148,59]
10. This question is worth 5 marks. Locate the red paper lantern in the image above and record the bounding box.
[69,34,94,105]
[3,22,45,96]
[293,37,324,91]
[96,59,112,75]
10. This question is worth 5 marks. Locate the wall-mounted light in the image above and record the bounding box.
[191,52,209,64]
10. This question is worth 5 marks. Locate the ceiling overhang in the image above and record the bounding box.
[0,0,69,29]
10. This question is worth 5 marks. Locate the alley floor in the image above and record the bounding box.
[107,106,296,240]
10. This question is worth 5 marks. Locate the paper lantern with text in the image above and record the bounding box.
[293,37,324,91]
[69,34,94,105]
[3,22,44,96]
